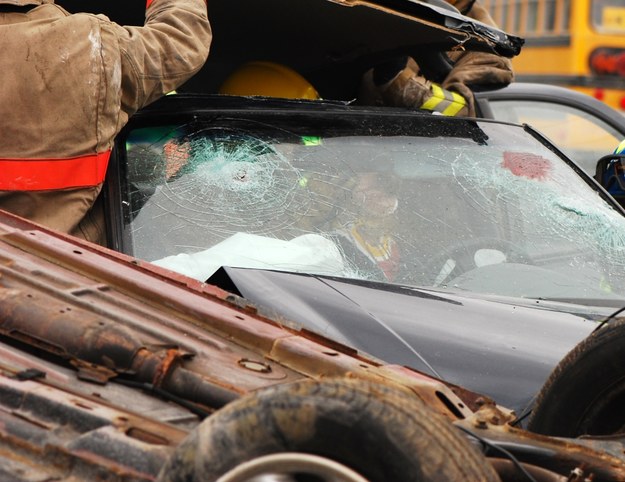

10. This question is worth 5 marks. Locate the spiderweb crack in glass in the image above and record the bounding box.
[125,121,625,300]
[451,149,625,270]
[150,136,309,236]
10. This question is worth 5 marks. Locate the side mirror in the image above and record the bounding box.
[595,153,625,209]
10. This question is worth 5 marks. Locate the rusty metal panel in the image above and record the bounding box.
[0,210,491,480]
[455,418,625,481]
[0,212,474,413]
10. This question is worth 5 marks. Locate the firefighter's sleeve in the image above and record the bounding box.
[112,0,211,115]
[442,0,514,116]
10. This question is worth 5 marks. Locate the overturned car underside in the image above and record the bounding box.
[2,199,625,481]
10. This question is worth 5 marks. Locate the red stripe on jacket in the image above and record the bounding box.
[0,151,110,191]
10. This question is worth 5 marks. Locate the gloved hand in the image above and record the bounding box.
[359,57,470,117]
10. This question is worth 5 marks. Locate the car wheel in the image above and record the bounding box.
[528,318,625,436]
[157,378,499,482]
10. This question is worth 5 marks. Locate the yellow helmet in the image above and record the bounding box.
[219,61,320,100]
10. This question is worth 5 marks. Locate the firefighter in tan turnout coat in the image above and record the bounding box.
[359,0,514,117]
[0,0,211,244]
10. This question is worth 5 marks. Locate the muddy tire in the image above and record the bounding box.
[157,378,499,482]
[528,318,625,437]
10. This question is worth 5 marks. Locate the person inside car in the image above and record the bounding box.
[357,0,514,116]
[329,171,402,282]
[286,152,403,283]
[0,0,211,246]
[202,65,404,283]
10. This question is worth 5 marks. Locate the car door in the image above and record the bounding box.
[476,82,625,177]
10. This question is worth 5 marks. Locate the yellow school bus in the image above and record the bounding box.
[482,0,625,111]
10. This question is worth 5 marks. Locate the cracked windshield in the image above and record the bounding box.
[124,117,625,305]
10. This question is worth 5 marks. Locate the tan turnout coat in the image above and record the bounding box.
[0,0,211,243]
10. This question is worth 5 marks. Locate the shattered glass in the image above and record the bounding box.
[122,117,625,305]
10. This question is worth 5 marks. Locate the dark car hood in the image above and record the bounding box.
[209,267,599,414]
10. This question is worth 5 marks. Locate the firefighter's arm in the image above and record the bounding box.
[359,0,512,116]
[441,0,514,114]
[359,57,470,117]
[114,0,211,114]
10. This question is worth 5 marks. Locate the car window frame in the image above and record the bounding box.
[476,82,625,177]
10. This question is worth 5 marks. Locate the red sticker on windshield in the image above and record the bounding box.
[502,152,552,181]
